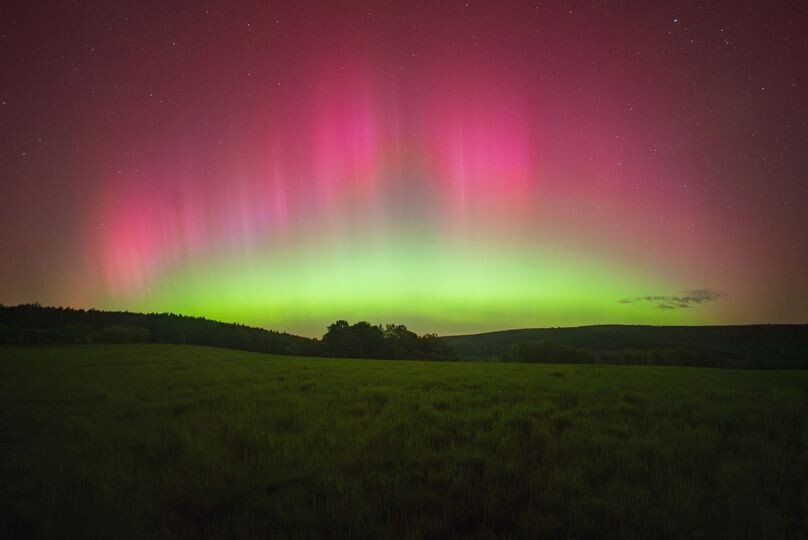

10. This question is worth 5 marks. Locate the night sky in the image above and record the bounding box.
[1,1,807,336]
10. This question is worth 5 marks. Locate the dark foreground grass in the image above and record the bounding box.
[1,345,806,538]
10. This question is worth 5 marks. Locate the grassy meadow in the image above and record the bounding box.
[1,344,807,538]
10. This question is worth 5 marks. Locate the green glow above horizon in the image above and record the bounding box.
[98,234,716,337]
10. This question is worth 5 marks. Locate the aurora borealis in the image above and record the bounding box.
[1,1,807,336]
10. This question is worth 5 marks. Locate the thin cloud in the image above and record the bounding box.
[618,289,724,310]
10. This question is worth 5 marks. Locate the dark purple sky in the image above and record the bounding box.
[1,1,807,332]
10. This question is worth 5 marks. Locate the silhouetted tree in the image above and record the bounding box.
[351,321,386,357]
[384,324,419,358]
[322,320,385,358]
[320,320,455,360]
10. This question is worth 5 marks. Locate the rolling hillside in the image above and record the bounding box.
[441,324,808,368]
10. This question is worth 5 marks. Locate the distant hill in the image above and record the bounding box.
[441,324,808,369]
[0,305,448,360]
[3,305,807,368]
[0,304,319,356]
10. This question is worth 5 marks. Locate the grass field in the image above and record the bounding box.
[1,345,807,538]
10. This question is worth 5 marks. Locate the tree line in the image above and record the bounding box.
[505,338,808,369]
[8,304,804,368]
[321,320,452,359]
[0,304,455,360]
